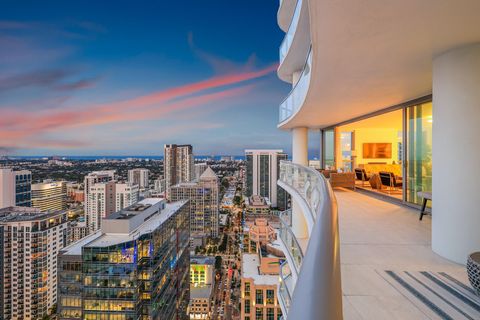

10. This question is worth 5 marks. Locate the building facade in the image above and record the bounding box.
[86,180,116,232]
[245,150,288,210]
[128,168,150,190]
[31,180,67,212]
[164,144,194,193]
[189,256,214,320]
[0,168,32,209]
[115,183,139,212]
[84,171,115,231]
[170,167,219,240]
[194,163,208,180]
[58,198,190,320]
[0,207,68,319]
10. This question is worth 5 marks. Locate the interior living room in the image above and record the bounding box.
[322,99,432,206]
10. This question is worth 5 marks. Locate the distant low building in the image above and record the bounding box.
[245,195,271,216]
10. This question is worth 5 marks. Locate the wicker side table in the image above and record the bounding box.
[467,252,480,296]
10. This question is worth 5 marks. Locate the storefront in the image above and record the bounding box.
[321,96,432,206]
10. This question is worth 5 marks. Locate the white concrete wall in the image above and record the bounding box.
[432,43,480,264]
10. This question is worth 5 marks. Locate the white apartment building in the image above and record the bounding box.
[115,183,139,212]
[86,181,116,232]
[0,206,68,319]
[164,144,194,193]
[31,180,67,212]
[245,149,288,209]
[128,168,149,190]
[0,168,32,209]
[274,1,480,319]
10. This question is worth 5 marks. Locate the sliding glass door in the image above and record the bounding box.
[406,102,433,205]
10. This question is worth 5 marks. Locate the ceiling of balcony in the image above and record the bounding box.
[280,0,480,129]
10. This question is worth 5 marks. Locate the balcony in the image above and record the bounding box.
[279,48,312,125]
[278,0,298,32]
[278,0,311,83]
[277,209,304,277]
[278,260,294,314]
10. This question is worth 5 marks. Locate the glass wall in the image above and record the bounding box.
[406,102,433,205]
[323,129,335,169]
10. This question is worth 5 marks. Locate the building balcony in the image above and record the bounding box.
[277,0,298,32]
[277,161,476,319]
[278,260,294,315]
[278,48,312,125]
[277,209,305,278]
[278,0,311,83]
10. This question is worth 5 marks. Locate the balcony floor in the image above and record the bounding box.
[337,189,476,320]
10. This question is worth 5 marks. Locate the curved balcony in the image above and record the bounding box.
[278,0,310,83]
[276,161,343,319]
[278,48,312,125]
[278,0,298,32]
[277,209,304,276]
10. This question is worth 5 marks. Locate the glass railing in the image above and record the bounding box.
[279,160,324,222]
[278,209,303,273]
[278,261,293,312]
[279,47,312,123]
[280,0,303,64]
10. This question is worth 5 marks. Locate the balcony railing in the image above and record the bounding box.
[279,47,312,123]
[278,209,304,274]
[278,260,293,313]
[279,0,303,64]
[277,160,343,320]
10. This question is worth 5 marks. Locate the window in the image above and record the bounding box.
[256,307,263,320]
[256,289,263,304]
[244,299,250,314]
[244,282,251,297]
[266,289,274,304]
[267,308,275,320]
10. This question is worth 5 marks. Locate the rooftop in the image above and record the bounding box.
[0,206,64,222]
[242,253,279,286]
[190,284,213,299]
[191,256,215,265]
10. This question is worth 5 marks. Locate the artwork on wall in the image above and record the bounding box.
[363,143,392,159]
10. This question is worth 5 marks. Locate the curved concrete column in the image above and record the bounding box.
[432,43,480,264]
[291,127,309,239]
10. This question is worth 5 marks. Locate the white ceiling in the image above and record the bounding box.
[280,0,480,129]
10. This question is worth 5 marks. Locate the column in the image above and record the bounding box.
[291,127,309,239]
[432,43,480,264]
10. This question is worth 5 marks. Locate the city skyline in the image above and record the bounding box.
[1,1,294,156]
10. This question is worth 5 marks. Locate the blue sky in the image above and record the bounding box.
[0,1,319,156]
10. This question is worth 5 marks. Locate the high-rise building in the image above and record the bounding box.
[127,168,149,190]
[115,182,139,211]
[31,180,67,211]
[194,163,208,180]
[0,168,32,209]
[189,256,215,320]
[57,198,190,320]
[164,144,194,193]
[84,170,115,231]
[245,149,288,209]
[170,167,219,242]
[86,180,116,232]
[0,206,68,319]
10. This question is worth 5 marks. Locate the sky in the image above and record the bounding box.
[0,1,319,156]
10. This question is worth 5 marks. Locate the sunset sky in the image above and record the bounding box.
[0,1,320,156]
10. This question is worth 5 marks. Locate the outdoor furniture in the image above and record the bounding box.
[417,191,432,221]
[329,172,355,189]
[467,252,480,296]
[379,171,402,191]
[354,168,369,186]
[320,169,338,179]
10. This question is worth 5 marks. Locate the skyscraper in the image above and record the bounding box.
[170,167,219,242]
[245,149,288,209]
[115,182,139,211]
[194,162,208,180]
[0,168,32,209]
[57,198,190,320]
[86,180,116,232]
[0,206,68,319]
[84,171,115,232]
[164,144,194,193]
[127,168,149,190]
[31,180,67,211]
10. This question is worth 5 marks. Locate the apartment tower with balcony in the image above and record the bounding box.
[275,0,480,319]
[164,144,194,194]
